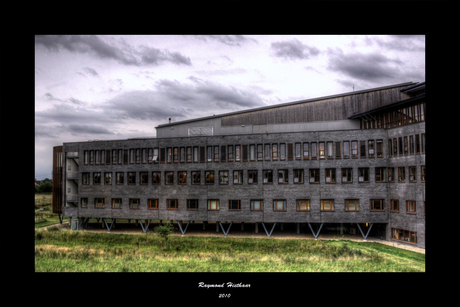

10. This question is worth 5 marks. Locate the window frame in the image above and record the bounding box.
[272,144,278,160]
[205,170,215,185]
[93,172,101,185]
[421,165,425,182]
[390,199,399,212]
[368,140,375,158]
[325,168,336,183]
[81,197,88,208]
[375,167,387,183]
[278,169,288,184]
[148,199,158,209]
[273,200,286,211]
[319,142,325,159]
[391,228,417,244]
[293,169,304,184]
[345,199,359,211]
[152,171,161,185]
[311,142,317,159]
[94,198,104,209]
[104,172,112,185]
[207,199,220,211]
[296,199,310,211]
[130,198,140,209]
[250,200,263,211]
[320,199,334,211]
[187,199,199,210]
[327,141,334,159]
[341,168,352,183]
[82,172,89,185]
[360,141,366,158]
[116,172,124,185]
[370,199,384,211]
[398,167,405,183]
[229,199,241,211]
[303,142,309,160]
[248,170,258,184]
[233,170,243,184]
[128,172,136,185]
[167,199,178,210]
[406,200,416,214]
[351,141,358,158]
[178,171,187,185]
[165,171,174,185]
[358,167,369,183]
[309,169,320,184]
[191,171,201,185]
[263,170,273,184]
[343,141,349,159]
[112,198,122,209]
[219,170,229,185]
[335,142,341,159]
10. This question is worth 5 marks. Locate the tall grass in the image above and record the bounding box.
[34,228,425,272]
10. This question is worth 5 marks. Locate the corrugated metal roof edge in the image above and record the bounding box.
[156,81,416,128]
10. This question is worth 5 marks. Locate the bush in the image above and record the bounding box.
[154,223,174,241]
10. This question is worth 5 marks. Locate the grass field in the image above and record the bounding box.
[34,226,425,272]
[34,193,69,229]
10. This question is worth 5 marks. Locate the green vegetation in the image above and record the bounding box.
[34,227,425,272]
[34,193,68,229]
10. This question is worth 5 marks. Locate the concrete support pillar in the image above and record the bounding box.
[255,222,258,234]
[297,223,300,234]
[241,222,244,231]
[203,221,206,230]
[70,217,72,231]
[280,223,283,231]
[340,223,343,235]
[216,221,219,232]
[136,219,138,226]
[102,218,104,228]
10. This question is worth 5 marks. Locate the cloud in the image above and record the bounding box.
[193,35,258,46]
[35,35,192,67]
[67,124,114,135]
[327,48,404,82]
[83,67,99,77]
[270,38,320,60]
[365,35,425,52]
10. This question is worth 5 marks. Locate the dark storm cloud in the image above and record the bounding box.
[327,49,404,82]
[68,124,114,135]
[44,93,85,105]
[83,67,99,76]
[364,35,425,52]
[270,38,320,60]
[193,35,258,46]
[35,35,192,66]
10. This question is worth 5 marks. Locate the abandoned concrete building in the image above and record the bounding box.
[52,81,426,248]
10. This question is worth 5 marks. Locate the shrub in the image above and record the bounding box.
[154,223,174,241]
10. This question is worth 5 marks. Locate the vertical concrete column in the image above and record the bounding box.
[241,222,244,231]
[340,223,343,235]
[280,223,283,231]
[101,218,104,228]
[216,221,219,232]
[203,221,206,230]
[297,223,300,234]
[255,222,258,233]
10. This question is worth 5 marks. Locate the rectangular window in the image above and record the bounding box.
[180,147,185,163]
[272,144,278,160]
[360,141,366,158]
[274,200,286,211]
[221,145,227,162]
[192,171,201,185]
[251,200,263,211]
[229,200,241,210]
[141,148,147,163]
[376,140,383,158]
[93,172,101,185]
[95,198,104,208]
[235,145,241,161]
[119,149,123,164]
[409,136,414,155]
[368,140,375,158]
[406,200,416,214]
[81,198,88,208]
[101,150,105,165]
[265,144,270,161]
[415,134,420,154]
[278,169,288,184]
[388,167,394,182]
[280,143,286,160]
[393,138,398,156]
[293,169,304,183]
[398,137,403,155]
[228,145,233,161]
[325,168,336,183]
[404,137,408,155]
[112,198,122,209]
[375,167,387,182]
[249,144,255,161]
[84,151,89,165]
[321,200,334,211]
[358,168,369,183]
[248,170,258,184]
[167,199,178,210]
[187,199,198,210]
[421,133,425,153]
[173,147,178,163]
[233,170,243,184]
[391,199,399,212]
[371,199,384,211]
[152,172,161,185]
[160,148,165,164]
[335,142,341,158]
[263,170,273,184]
[303,142,309,159]
[123,149,129,164]
[149,199,158,209]
[138,172,147,185]
[112,149,117,164]
[130,149,135,164]
[297,200,310,211]
[214,146,219,162]
[200,147,205,163]
[187,147,192,163]
[165,172,174,185]
[345,200,359,211]
[421,165,425,182]
[205,171,214,185]
[104,172,112,185]
[309,169,320,183]
[391,228,417,244]
[167,148,172,163]
[242,145,248,161]
[82,173,89,185]
[287,143,294,160]
[295,143,301,160]
[343,141,349,158]
[178,171,187,185]
[207,199,219,210]
[257,144,263,161]
[95,150,100,164]
[136,148,141,163]
[342,168,352,183]
[398,167,405,182]
[153,148,159,163]
[148,148,153,163]
[351,141,358,158]
[319,142,325,159]
[219,170,229,185]
[90,150,94,164]
[388,139,392,157]
[128,172,136,185]
[409,166,416,182]
[327,142,333,159]
[207,146,212,162]
[311,142,317,159]
[116,172,124,185]
[193,146,199,163]
[106,149,111,165]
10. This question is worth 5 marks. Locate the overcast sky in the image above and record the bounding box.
[35,35,425,180]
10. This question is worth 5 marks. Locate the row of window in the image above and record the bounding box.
[81,133,425,166]
[360,100,425,130]
[391,228,417,244]
[82,166,426,186]
[82,198,422,212]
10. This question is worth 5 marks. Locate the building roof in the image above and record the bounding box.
[156,81,416,128]
[400,81,425,93]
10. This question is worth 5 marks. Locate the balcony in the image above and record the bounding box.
[67,152,79,165]
[66,194,79,203]
[67,172,79,180]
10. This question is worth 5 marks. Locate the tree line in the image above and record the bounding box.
[35,178,52,193]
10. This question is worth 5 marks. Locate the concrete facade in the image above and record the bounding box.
[57,82,425,248]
